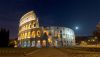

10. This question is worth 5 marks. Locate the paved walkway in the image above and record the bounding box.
[25,48,100,57]
[27,48,68,57]
[0,48,100,57]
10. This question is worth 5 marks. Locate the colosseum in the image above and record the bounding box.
[18,11,75,48]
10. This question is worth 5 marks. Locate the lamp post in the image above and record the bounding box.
[75,26,79,36]
[74,26,79,46]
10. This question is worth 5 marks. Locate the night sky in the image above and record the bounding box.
[0,0,100,39]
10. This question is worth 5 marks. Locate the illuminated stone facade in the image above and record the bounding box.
[18,11,75,48]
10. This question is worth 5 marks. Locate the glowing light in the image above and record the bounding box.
[75,26,79,30]
[44,30,49,36]
[37,30,41,37]
[31,41,35,47]
[37,40,41,48]
[25,32,27,38]
[54,31,57,37]
[27,41,30,47]
[37,40,40,43]
[58,31,60,38]
[42,40,46,47]
[27,32,31,38]
[48,38,52,42]
[32,31,36,38]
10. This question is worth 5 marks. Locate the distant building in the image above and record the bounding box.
[75,36,98,45]
[18,11,75,48]
[75,36,90,45]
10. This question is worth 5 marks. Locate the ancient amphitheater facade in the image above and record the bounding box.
[18,11,75,48]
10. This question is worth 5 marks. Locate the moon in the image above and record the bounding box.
[75,26,79,30]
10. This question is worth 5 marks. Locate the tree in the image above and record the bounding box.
[9,39,17,48]
[93,22,100,42]
[42,33,48,40]
[96,22,100,30]
[93,30,100,40]
[42,32,48,47]
[0,28,9,47]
